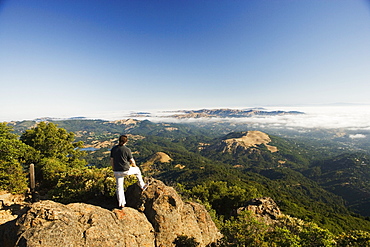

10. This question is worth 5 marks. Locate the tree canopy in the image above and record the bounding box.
[20,122,85,164]
[0,123,35,193]
[20,122,87,188]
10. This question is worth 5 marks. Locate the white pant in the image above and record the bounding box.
[114,167,145,207]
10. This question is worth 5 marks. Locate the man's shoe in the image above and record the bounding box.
[142,183,149,191]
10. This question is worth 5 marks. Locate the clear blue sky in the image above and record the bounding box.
[1,0,370,121]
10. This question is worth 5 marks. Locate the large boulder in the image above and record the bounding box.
[0,179,222,247]
[126,179,223,247]
[237,197,281,225]
[3,200,155,247]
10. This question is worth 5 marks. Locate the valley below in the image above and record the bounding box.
[3,107,370,245]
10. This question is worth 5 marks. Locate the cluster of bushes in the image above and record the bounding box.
[219,211,370,246]
[0,122,118,203]
[0,123,33,193]
[178,181,370,246]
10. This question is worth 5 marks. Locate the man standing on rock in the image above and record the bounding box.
[110,135,148,209]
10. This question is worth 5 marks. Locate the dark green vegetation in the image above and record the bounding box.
[0,123,32,193]
[2,119,370,246]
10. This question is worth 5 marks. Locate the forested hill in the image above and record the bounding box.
[6,119,370,240]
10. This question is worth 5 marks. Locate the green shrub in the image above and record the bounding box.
[173,235,200,247]
[0,160,28,194]
[221,210,269,246]
[0,123,35,194]
[336,230,370,246]
[49,167,116,203]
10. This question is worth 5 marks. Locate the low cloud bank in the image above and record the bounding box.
[349,134,367,139]
[145,105,370,130]
[15,105,367,131]
[257,106,370,130]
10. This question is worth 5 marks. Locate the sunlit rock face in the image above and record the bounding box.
[1,179,222,247]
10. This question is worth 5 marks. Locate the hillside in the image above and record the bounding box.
[221,130,278,153]
[306,152,370,216]
[8,118,370,234]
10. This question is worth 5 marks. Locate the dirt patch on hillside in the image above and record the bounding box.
[141,152,172,172]
[108,119,139,125]
[224,131,278,153]
[150,152,172,163]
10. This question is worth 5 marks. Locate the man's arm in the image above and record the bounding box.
[110,158,114,170]
[129,158,137,167]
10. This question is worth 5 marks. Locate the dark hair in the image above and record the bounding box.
[118,135,128,146]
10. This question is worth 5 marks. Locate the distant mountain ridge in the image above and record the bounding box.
[26,108,305,122]
[33,116,87,122]
[164,108,304,119]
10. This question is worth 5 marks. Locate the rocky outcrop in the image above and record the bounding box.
[1,179,222,247]
[2,200,155,247]
[237,197,281,225]
[0,192,27,226]
[126,179,222,247]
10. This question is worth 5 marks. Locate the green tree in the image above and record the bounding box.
[191,181,260,216]
[0,123,35,193]
[299,222,335,246]
[20,122,86,185]
[221,210,269,246]
[266,227,301,247]
[20,122,85,163]
[268,215,336,247]
[0,123,17,139]
[18,122,119,203]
